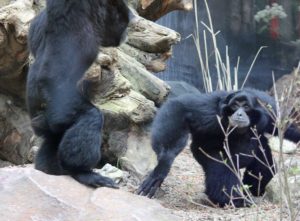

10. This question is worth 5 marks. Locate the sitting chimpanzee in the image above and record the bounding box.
[138,88,300,207]
[26,0,129,188]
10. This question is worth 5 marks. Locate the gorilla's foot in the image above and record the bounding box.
[72,171,118,189]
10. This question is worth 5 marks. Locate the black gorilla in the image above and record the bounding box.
[138,88,300,207]
[26,0,129,188]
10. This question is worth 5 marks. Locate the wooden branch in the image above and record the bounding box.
[115,48,170,105]
[0,0,35,77]
[127,15,180,53]
[134,0,193,21]
[0,0,35,100]
[120,43,171,73]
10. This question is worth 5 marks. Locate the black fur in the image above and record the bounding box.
[138,88,300,207]
[26,0,129,188]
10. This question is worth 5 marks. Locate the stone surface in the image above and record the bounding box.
[103,126,157,178]
[0,159,13,168]
[96,163,124,184]
[270,71,300,128]
[265,158,300,204]
[266,174,300,204]
[267,135,298,154]
[0,167,180,221]
[119,126,157,178]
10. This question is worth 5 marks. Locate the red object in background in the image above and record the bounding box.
[269,0,279,40]
[270,16,279,40]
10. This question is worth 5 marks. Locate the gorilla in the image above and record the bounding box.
[26,0,129,188]
[138,88,300,207]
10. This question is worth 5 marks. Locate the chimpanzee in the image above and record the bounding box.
[138,88,300,207]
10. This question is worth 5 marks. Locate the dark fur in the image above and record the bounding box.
[138,88,300,207]
[26,0,129,188]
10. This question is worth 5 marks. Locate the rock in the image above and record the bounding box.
[0,167,180,221]
[270,71,300,129]
[265,174,300,204]
[0,159,13,168]
[103,126,157,178]
[119,126,157,178]
[265,158,300,204]
[267,134,298,154]
[96,163,124,184]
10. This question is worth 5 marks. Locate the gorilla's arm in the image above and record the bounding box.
[138,93,224,197]
[138,96,190,197]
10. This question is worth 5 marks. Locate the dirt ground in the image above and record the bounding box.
[121,146,300,221]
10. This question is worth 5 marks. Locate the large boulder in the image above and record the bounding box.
[265,158,300,204]
[270,71,300,128]
[0,167,180,221]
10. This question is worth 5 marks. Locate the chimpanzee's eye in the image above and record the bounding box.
[231,104,239,110]
[244,104,249,109]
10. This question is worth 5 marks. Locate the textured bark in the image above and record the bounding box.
[0,0,35,100]
[129,0,193,21]
[127,15,180,53]
[0,94,33,164]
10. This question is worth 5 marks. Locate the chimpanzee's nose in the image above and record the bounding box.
[237,110,243,117]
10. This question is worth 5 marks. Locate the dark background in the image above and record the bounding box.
[154,0,300,91]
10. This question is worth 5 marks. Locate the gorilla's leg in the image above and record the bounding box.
[35,135,64,175]
[243,137,275,196]
[57,106,117,188]
[137,134,188,197]
[204,160,249,207]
